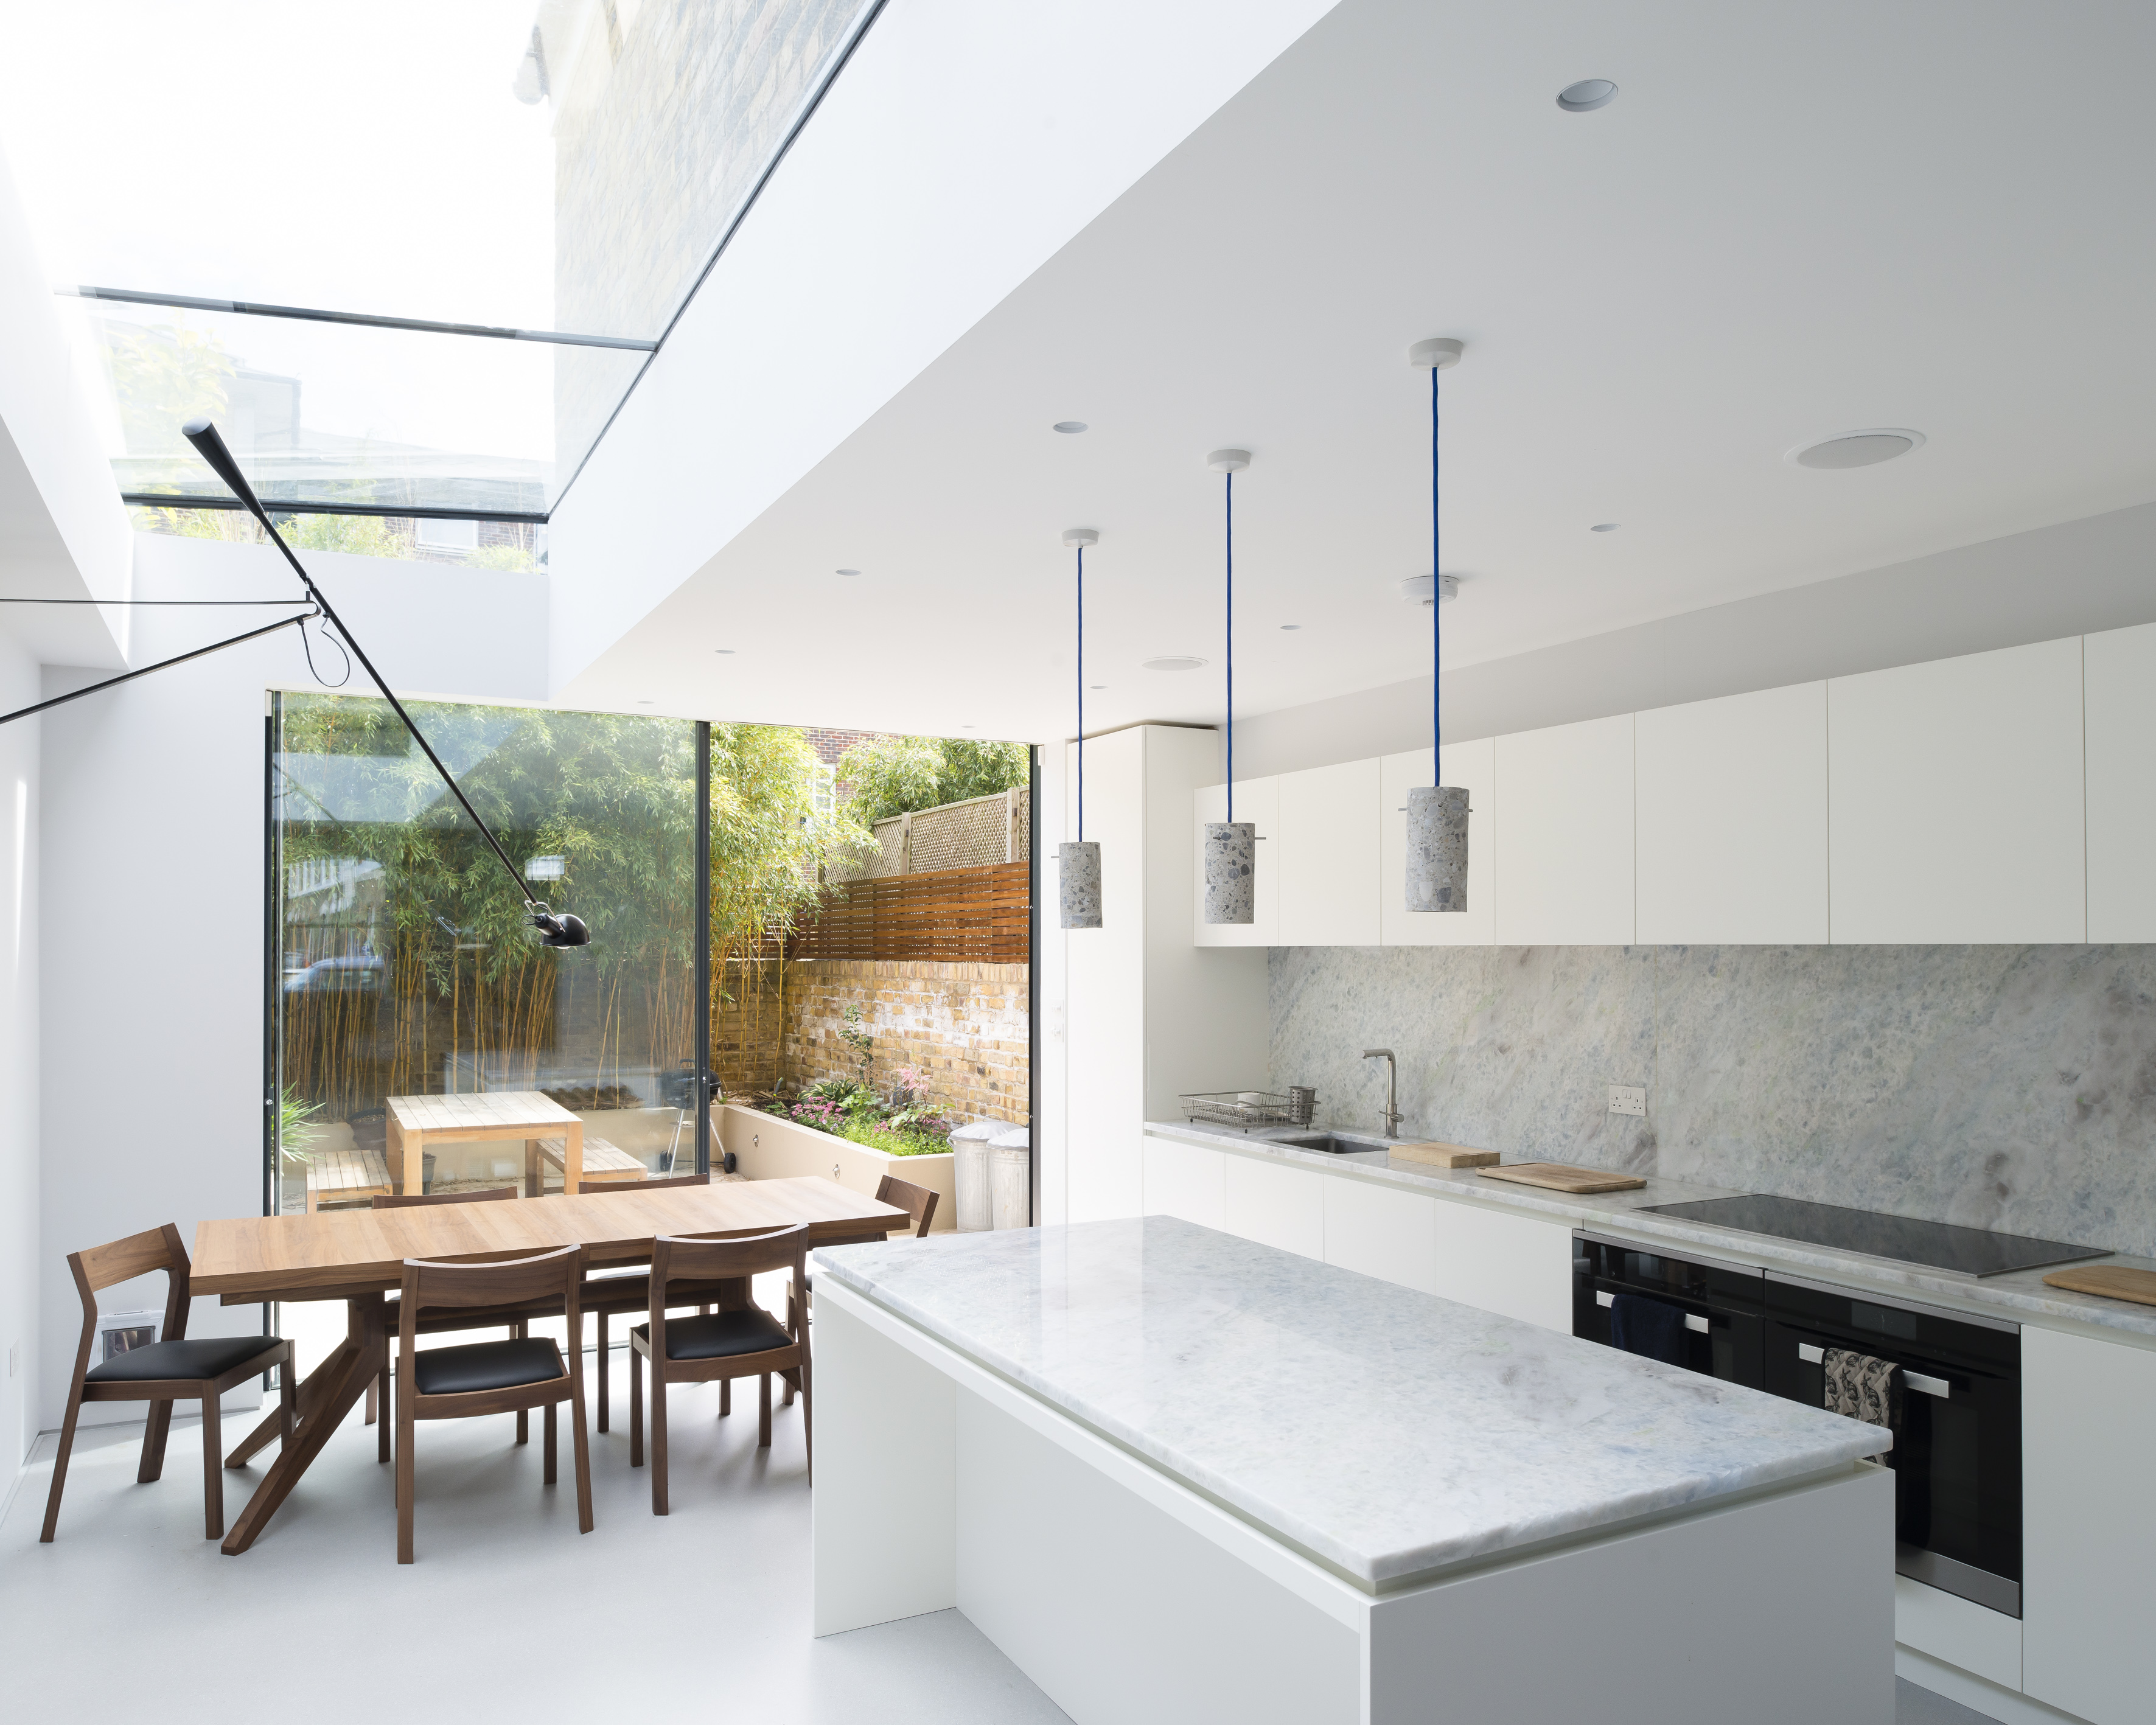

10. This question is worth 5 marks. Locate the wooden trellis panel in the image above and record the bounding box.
[789,862,1031,964]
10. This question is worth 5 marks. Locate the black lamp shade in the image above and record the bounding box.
[532,911,591,948]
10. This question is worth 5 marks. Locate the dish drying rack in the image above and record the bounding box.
[1180,1088,1316,1131]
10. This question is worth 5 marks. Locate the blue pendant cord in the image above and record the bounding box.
[1226,469,1235,824]
[1432,362,1441,769]
[1076,543,1084,844]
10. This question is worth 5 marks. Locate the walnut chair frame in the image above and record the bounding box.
[394,1244,593,1564]
[565,1173,722,1434]
[630,1225,810,1514]
[43,1222,295,1543]
[782,1173,934,1410]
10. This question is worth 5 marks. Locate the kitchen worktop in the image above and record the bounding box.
[1146,1118,2156,1342]
[814,1214,1889,1590]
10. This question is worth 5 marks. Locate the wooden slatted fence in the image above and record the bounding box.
[788,861,1031,964]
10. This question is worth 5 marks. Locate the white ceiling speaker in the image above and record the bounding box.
[1409,338,1464,370]
[1399,574,1461,606]
[1143,655,1207,672]
[1788,430,1926,469]
[1062,527,1098,546]
[1557,79,1618,112]
[1207,448,1251,472]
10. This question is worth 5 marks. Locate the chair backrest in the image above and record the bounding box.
[372,1186,518,1210]
[398,1245,584,1355]
[572,1172,711,1196]
[874,1173,939,1238]
[63,1224,191,1358]
[651,1224,807,1295]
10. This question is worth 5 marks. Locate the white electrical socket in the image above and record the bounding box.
[1608,1084,1647,1117]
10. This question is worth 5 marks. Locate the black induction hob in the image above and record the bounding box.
[1637,1193,2107,1279]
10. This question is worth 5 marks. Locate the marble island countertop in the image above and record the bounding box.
[814,1215,1888,1591]
[1146,1117,2156,1342]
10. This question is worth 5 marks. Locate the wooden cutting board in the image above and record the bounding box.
[1477,1162,1647,1195]
[2042,1264,2156,1307]
[1389,1141,1500,1169]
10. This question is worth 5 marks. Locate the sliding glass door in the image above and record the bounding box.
[268,694,702,1214]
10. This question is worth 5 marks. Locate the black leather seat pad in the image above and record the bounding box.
[413,1338,563,1396]
[86,1335,280,1384]
[633,1308,791,1363]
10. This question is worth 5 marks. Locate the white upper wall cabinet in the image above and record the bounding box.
[1191,777,1279,947]
[2084,622,2156,943]
[1828,639,2085,944]
[1379,741,1495,946]
[1493,714,1635,946]
[1636,683,1828,945]
[1277,758,1381,946]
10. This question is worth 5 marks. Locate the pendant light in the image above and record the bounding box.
[1202,449,1255,924]
[1405,338,1468,913]
[1058,528,1102,929]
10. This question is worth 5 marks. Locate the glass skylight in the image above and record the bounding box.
[0,0,877,518]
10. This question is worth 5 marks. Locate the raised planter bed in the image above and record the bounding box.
[717,1101,955,1233]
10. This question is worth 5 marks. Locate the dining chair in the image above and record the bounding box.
[369,1186,532,1454]
[41,1223,295,1543]
[630,1225,809,1514]
[568,1173,724,1434]
[783,1173,935,1409]
[394,1244,593,1563]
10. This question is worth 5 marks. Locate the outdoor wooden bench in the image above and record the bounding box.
[304,1147,393,1212]
[528,1134,649,1196]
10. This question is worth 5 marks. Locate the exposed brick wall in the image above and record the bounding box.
[711,958,1028,1126]
[784,960,1029,1125]
[800,726,891,768]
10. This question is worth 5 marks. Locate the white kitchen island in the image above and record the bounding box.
[812,1216,1894,1725]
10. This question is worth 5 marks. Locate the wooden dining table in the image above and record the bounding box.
[192,1177,912,1555]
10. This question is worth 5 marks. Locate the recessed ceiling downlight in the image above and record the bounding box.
[1591,523,1620,532]
[1143,655,1208,672]
[836,568,861,577]
[1790,429,1925,470]
[1557,78,1617,111]
[1053,421,1088,434]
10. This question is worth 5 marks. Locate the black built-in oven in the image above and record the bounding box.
[1765,1272,2022,1617]
[1572,1232,1765,1388]
[1573,1233,2023,1619]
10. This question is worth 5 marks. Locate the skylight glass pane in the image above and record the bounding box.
[71,301,641,515]
[1,0,878,516]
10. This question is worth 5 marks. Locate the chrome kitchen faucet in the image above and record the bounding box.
[1362,1048,1401,1138]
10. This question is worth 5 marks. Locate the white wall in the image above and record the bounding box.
[34,532,549,1431]
[1230,499,2156,781]
[0,626,37,1483]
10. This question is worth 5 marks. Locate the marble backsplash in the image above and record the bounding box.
[1269,946,2156,1258]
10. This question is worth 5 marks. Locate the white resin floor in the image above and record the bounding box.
[0,1346,1071,1725]
[0,1345,2003,1725]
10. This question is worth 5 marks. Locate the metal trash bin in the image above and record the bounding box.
[988,1128,1030,1230]
[949,1120,999,1232]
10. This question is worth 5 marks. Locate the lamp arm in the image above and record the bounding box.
[181,418,545,913]
[0,610,315,728]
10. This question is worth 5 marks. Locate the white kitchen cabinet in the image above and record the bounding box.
[1222,1153,1325,1260]
[1827,639,2085,943]
[2022,1325,2156,1725]
[1323,1177,1437,1294]
[1636,683,1828,944]
[1191,777,1279,946]
[2084,622,2156,941]
[1378,741,1495,946]
[1492,714,1635,946]
[1276,758,1381,947]
[1142,1134,1226,1231]
[1430,1200,1575,1331]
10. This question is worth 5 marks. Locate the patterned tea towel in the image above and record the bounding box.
[1823,1347,1902,1429]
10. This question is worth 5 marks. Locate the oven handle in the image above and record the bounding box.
[1594,1289,1711,1333]
[1795,1340,1952,1398]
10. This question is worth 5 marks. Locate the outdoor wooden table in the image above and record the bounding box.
[385,1090,581,1197]
[192,1177,912,1555]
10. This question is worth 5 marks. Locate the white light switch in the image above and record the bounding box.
[1608,1084,1647,1117]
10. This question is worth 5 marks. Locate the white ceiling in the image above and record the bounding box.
[563,0,2156,744]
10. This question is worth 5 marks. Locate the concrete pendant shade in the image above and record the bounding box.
[1203,821,1255,924]
[1406,784,1470,912]
[1059,840,1101,929]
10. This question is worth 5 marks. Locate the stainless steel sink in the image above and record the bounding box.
[1272,1133,1384,1155]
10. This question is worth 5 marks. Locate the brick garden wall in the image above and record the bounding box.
[711,958,1029,1126]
